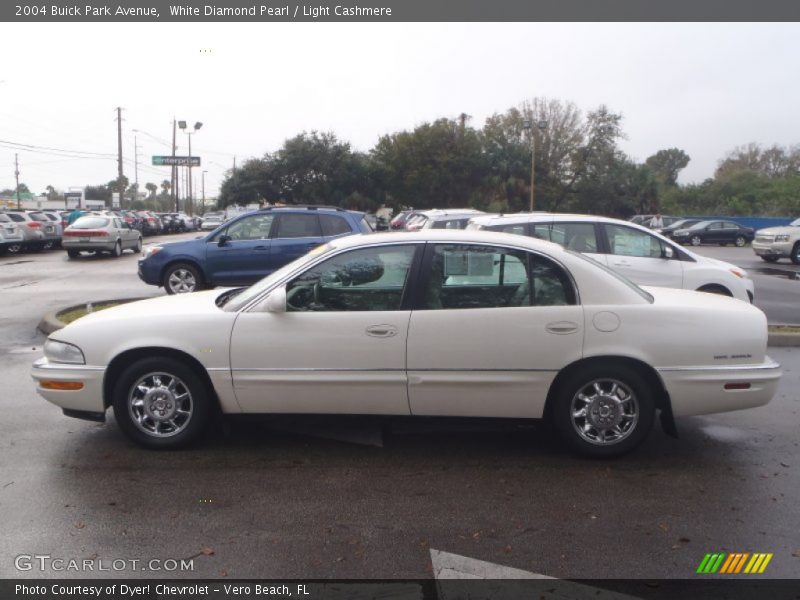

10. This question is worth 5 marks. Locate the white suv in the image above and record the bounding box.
[752,218,800,264]
[468,213,755,303]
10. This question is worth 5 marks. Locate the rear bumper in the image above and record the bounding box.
[62,239,117,251]
[658,357,781,417]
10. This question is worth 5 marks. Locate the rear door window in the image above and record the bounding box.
[319,215,352,237]
[532,222,598,252]
[275,214,323,238]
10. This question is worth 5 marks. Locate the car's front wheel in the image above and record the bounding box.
[734,235,747,247]
[552,364,655,458]
[163,262,202,294]
[791,243,800,266]
[112,356,212,449]
[690,236,702,246]
[6,242,22,255]
[112,240,122,257]
[133,237,143,254]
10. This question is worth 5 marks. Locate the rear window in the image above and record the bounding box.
[0,214,9,222]
[72,217,109,229]
[7,213,25,222]
[320,214,352,236]
[28,213,48,222]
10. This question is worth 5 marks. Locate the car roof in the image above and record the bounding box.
[326,228,568,255]
[413,208,484,217]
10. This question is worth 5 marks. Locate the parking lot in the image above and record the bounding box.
[0,237,799,580]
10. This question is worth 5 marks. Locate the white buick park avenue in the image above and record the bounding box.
[31,230,781,457]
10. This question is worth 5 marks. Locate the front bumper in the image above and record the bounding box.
[752,240,793,258]
[658,357,781,417]
[31,357,106,413]
[137,258,162,285]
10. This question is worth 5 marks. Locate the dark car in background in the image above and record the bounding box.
[389,210,415,230]
[138,205,372,294]
[671,220,755,247]
[657,218,702,239]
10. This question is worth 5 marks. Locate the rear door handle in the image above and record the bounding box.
[366,325,398,338]
[546,321,579,335]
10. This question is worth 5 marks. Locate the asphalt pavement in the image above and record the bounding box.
[0,236,798,581]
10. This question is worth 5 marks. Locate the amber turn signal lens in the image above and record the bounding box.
[40,381,84,391]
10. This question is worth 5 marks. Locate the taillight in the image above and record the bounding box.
[27,222,41,228]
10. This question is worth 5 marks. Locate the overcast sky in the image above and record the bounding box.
[1,22,798,199]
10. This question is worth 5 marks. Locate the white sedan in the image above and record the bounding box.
[31,230,781,457]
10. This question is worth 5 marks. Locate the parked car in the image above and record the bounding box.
[467,213,755,303]
[4,210,46,251]
[0,213,25,255]
[133,211,161,236]
[389,210,415,230]
[33,229,781,456]
[62,215,142,258]
[29,211,63,249]
[200,213,224,231]
[138,205,372,294]
[656,218,702,239]
[405,209,485,231]
[671,220,755,247]
[751,218,800,264]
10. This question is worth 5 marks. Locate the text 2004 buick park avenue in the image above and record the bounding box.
[31,230,781,457]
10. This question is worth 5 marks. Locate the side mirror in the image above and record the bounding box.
[662,245,675,259]
[263,286,287,313]
[218,234,231,246]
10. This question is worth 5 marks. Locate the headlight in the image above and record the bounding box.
[44,339,85,364]
[142,245,162,259]
[730,268,748,279]
[775,234,790,242]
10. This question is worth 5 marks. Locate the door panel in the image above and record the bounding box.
[206,213,275,284]
[602,223,684,288]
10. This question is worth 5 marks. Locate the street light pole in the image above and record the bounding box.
[202,170,207,213]
[522,119,547,212]
[178,120,203,217]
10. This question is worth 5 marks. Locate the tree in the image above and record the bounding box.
[145,183,158,199]
[645,148,690,187]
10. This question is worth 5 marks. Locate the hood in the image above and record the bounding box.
[757,226,797,236]
[60,290,224,332]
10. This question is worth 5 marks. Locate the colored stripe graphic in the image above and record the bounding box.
[698,552,773,574]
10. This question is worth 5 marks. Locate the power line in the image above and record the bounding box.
[0,137,116,157]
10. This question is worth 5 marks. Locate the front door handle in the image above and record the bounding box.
[366,324,398,338]
[612,260,631,267]
[546,321,578,335]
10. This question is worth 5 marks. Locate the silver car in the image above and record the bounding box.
[0,213,25,255]
[28,211,62,250]
[63,215,142,259]
[4,210,46,251]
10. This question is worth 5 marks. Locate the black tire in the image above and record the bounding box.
[734,236,746,247]
[163,262,202,294]
[697,284,733,297]
[552,363,655,458]
[66,249,80,259]
[6,242,22,255]
[791,243,800,266]
[42,240,54,250]
[112,240,122,258]
[133,237,143,254]
[690,236,702,246]
[112,356,212,449]
[760,256,779,263]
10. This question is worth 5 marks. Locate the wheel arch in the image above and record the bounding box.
[103,346,221,412]
[159,257,207,286]
[543,355,677,437]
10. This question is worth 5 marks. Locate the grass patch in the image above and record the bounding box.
[768,325,800,334]
[57,300,128,324]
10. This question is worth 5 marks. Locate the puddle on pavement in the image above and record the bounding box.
[751,267,800,280]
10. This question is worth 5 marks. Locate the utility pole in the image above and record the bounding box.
[14,153,21,209]
[134,134,139,206]
[171,118,178,211]
[187,133,193,216]
[116,107,124,209]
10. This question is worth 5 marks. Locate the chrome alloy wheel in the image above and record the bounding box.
[167,268,196,293]
[570,379,639,445]
[128,372,193,437]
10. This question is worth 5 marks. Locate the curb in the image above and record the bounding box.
[38,297,148,335]
[767,330,800,347]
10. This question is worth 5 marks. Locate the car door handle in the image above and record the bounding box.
[254,245,268,251]
[365,325,398,338]
[546,321,579,335]
[612,260,631,267]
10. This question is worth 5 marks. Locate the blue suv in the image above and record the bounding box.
[138,206,371,294]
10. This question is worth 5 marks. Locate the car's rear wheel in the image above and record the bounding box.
[66,249,80,259]
[552,364,654,458]
[791,243,800,266]
[6,242,22,255]
[734,236,747,247]
[760,256,779,263]
[112,357,212,449]
[163,262,201,294]
[133,237,142,254]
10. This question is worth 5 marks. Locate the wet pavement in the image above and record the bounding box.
[0,237,798,581]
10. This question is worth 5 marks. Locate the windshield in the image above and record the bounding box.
[223,243,336,311]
